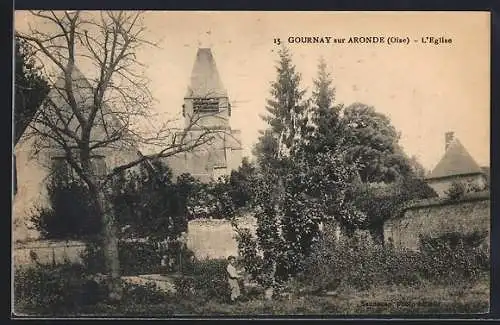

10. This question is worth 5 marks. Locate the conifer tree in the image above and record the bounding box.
[306,57,344,154]
[246,49,363,289]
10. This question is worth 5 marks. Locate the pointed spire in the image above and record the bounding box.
[185,48,227,99]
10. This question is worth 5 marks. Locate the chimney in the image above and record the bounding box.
[445,131,454,151]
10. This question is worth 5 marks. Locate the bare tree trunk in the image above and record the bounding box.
[83,155,122,302]
[97,185,122,301]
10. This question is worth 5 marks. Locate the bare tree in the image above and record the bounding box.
[16,10,231,301]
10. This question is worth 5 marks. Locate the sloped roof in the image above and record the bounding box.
[426,138,482,180]
[185,48,227,99]
[18,66,142,157]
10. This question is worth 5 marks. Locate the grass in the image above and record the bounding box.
[16,275,489,317]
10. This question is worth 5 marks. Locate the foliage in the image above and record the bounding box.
[81,240,195,276]
[444,180,486,202]
[111,160,188,241]
[342,103,414,183]
[300,232,422,292]
[352,177,437,242]
[14,36,50,145]
[298,230,489,294]
[304,56,344,154]
[14,263,107,314]
[29,170,101,240]
[242,49,364,288]
[228,157,258,208]
[253,46,310,165]
[174,259,231,303]
[445,181,467,201]
[13,262,181,316]
[173,173,240,220]
[234,228,263,280]
[418,231,489,284]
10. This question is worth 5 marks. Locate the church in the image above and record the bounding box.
[13,47,242,242]
[164,48,243,182]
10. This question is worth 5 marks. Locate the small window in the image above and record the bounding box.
[91,156,107,177]
[193,98,219,113]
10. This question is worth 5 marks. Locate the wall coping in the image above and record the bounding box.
[14,239,86,249]
[386,191,490,227]
[402,190,489,212]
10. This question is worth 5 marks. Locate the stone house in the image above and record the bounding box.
[384,131,490,250]
[425,132,488,197]
[13,67,141,242]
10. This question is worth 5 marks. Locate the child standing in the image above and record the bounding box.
[226,256,242,303]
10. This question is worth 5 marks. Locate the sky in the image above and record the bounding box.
[14,11,490,172]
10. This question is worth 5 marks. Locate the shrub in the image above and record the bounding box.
[174,259,231,303]
[14,262,106,315]
[192,259,231,302]
[418,231,489,284]
[111,162,188,242]
[121,281,169,305]
[29,178,101,240]
[82,240,195,276]
[235,228,263,280]
[300,232,425,293]
[444,181,467,201]
[298,229,490,294]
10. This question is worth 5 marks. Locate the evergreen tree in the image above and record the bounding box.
[243,49,363,288]
[255,46,310,165]
[306,57,344,153]
[251,47,310,285]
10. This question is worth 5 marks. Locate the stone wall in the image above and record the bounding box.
[186,214,256,260]
[13,240,86,267]
[384,191,490,251]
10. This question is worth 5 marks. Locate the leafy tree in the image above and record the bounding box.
[353,175,437,243]
[14,36,49,145]
[342,103,413,183]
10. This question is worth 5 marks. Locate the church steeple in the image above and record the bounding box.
[166,46,242,182]
[185,48,227,99]
[183,48,230,130]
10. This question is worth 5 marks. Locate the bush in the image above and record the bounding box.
[298,230,490,294]
[174,259,231,303]
[111,162,188,242]
[121,281,169,305]
[29,178,101,240]
[235,228,263,280]
[82,240,196,276]
[14,263,106,315]
[418,231,489,284]
[444,181,467,201]
[299,232,406,292]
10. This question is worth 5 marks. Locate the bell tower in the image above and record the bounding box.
[166,47,242,182]
[183,48,231,130]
